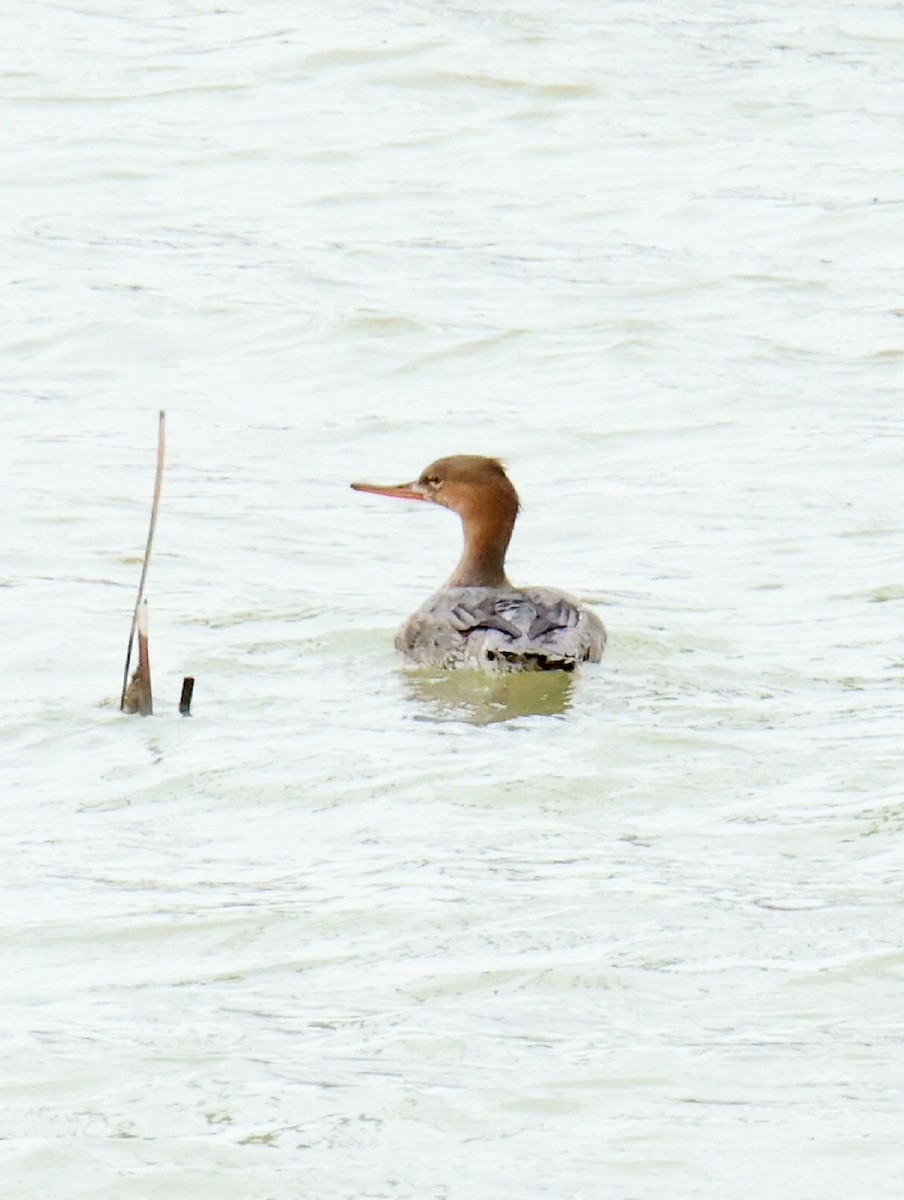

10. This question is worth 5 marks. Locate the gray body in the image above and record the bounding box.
[396,585,606,672]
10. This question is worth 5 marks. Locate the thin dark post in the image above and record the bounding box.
[179,676,195,716]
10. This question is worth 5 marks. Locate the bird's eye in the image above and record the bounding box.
[423,476,440,489]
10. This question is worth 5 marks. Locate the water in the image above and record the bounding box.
[2,2,903,1196]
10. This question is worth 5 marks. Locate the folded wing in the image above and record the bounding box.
[398,587,605,671]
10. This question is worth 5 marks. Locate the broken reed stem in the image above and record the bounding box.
[120,410,166,712]
[121,598,153,714]
[179,676,195,716]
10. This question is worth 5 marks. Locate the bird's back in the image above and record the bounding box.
[396,586,605,672]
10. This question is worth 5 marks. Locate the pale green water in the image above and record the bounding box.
[2,2,903,1197]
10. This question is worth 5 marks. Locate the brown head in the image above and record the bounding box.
[351,455,520,587]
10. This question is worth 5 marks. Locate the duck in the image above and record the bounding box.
[351,455,605,672]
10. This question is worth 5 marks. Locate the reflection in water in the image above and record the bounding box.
[405,667,576,724]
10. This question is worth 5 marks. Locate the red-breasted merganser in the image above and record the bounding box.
[351,455,606,672]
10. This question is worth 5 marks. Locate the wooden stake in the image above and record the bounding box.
[120,411,165,712]
[179,676,195,716]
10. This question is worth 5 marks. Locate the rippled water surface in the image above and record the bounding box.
[3,2,903,1197]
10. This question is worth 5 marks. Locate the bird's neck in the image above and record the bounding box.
[446,490,518,588]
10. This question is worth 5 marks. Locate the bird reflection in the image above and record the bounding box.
[404,666,575,725]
